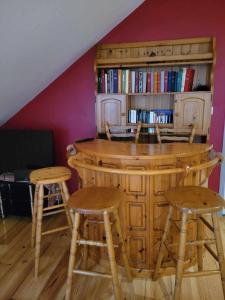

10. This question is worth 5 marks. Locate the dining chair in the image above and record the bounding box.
[105,121,142,143]
[155,124,196,144]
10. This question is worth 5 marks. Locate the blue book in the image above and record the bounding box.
[167,71,172,92]
[176,70,183,92]
[109,70,114,93]
[113,69,118,93]
[173,72,177,92]
[171,71,176,92]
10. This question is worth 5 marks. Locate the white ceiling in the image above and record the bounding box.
[0,0,143,125]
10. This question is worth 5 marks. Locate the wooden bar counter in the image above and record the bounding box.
[68,139,212,277]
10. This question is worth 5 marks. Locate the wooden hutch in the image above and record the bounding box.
[95,37,216,142]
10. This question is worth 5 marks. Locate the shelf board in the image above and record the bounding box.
[97,91,211,96]
[128,123,173,128]
[96,53,213,65]
[96,60,213,69]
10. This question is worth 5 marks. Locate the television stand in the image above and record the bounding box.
[0,174,34,218]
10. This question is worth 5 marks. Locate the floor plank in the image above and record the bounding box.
[0,215,224,299]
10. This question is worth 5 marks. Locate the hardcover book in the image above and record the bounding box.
[131,71,135,94]
[164,71,168,92]
[150,72,154,93]
[118,69,122,93]
[142,72,147,93]
[147,71,151,93]
[139,71,143,93]
[184,68,195,92]
[154,71,158,93]
[160,71,165,93]
[135,71,139,93]
[181,68,187,92]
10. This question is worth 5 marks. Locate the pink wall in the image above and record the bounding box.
[4,0,225,191]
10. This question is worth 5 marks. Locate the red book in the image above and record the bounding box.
[128,70,132,93]
[157,72,160,93]
[147,71,151,93]
[184,68,195,92]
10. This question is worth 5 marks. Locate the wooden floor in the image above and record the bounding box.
[0,214,225,300]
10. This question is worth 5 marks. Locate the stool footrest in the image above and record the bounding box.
[87,219,114,225]
[43,203,65,211]
[182,270,220,278]
[77,239,118,248]
[168,238,216,247]
[43,192,62,199]
[42,226,69,236]
[43,209,65,217]
[73,269,112,279]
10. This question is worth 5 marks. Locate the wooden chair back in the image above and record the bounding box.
[155,124,196,144]
[105,121,142,144]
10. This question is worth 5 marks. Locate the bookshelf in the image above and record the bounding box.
[95,37,215,139]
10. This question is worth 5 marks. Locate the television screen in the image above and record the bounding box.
[0,129,54,173]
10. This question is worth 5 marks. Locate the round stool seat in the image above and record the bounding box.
[30,166,71,185]
[165,186,225,213]
[68,186,123,214]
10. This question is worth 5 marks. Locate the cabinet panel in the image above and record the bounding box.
[127,235,147,266]
[126,172,146,196]
[96,94,127,132]
[126,202,146,230]
[174,92,211,135]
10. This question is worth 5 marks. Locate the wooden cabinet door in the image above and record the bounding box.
[96,94,127,133]
[174,92,212,135]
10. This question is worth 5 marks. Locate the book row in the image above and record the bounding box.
[128,109,173,124]
[98,68,195,94]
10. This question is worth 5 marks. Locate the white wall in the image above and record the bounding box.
[0,0,143,125]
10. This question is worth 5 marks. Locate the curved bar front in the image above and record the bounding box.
[68,139,213,277]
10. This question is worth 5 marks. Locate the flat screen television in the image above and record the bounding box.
[0,129,54,173]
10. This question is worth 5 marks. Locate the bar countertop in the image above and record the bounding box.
[74,139,212,160]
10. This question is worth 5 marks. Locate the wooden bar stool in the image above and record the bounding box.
[65,186,132,300]
[30,166,73,278]
[153,186,225,300]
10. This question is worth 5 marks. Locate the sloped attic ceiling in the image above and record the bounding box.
[0,0,143,125]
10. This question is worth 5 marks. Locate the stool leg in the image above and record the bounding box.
[65,212,80,300]
[0,191,5,219]
[61,181,74,223]
[82,217,89,270]
[114,208,132,282]
[103,211,122,300]
[174,211,188,300]
[31,185,39,248]
[153,205,174,281]
[212,212,225,297]
[197,214,203,271]
[59,182,73,231]
[34,185,44,279]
